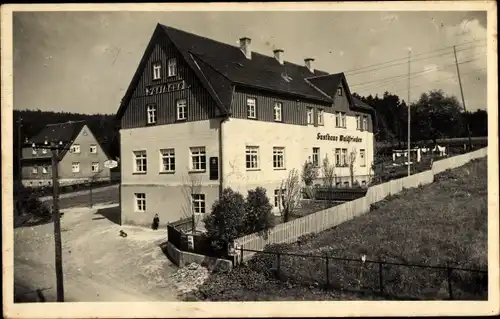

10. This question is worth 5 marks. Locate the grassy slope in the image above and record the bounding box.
[185,157,488,301]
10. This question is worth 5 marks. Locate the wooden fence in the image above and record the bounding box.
[235,147,488,262]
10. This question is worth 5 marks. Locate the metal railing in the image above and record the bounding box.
[238,247,487,300]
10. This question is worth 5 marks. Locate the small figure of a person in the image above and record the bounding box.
[152,214,160,230]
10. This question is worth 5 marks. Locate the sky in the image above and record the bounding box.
[13,10,488,115]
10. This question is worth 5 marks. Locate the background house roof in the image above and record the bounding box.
[26,121,111,160]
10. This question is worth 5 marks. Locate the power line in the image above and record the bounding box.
[356,67,486,97]
[354,54,486,92]
[349,52,486,88]
[343,38,486,75]
[345,43,486,77]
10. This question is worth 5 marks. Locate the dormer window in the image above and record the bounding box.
[152,63,161,80]
[337,87,343,96]
[168,58,177,77]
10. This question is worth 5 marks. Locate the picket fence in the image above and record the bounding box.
[235,147,488,262]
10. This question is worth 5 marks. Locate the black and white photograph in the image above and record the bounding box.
[2,2,498,318]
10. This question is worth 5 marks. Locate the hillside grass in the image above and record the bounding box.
[184,157,488,301]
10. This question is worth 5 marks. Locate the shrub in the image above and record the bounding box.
[203,188,246,250]
[302,160,318,187]
[14,184,51,225]
[244,187,276,236]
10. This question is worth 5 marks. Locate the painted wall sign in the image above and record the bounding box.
[317,133,363,143]
[145,80,188,96]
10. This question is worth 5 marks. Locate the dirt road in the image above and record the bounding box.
[14,204,180,302]
[41,186,120,210]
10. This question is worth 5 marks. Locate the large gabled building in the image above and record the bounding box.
[115,23,377,227]
[22,121,113,187]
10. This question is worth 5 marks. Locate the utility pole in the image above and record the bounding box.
[17,118,22,185]
[407,49,411,177]
[453,45,474,151]
[31,140,65,302]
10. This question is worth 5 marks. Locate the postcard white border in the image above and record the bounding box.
[2,2,498,318]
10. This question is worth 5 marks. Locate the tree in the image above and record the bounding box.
[348,148,358,187]
[279,169,302,223]
[301,159,319,187]
[180,172,202,234]
[411,90,465,143]
[203,188,246,250]
[322,156,336,199]
[244,187,276,236]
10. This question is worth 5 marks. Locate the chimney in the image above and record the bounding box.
[274,49,284,65]
[239,37,252,59]
[305,58,315,73]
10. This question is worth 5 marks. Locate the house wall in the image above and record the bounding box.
[120,32,219,129]
[222,113,374,212]
[231,82,373,132]
[58,125,111,181]
[120,119,221,227]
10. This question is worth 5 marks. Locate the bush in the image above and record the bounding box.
[14,184,51,224]
[302,161,318,187]
[244,187,276,236]
[203,188,246,250]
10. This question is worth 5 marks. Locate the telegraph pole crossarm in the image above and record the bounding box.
[29,139,66,302]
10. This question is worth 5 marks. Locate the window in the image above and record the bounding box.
[337,87,343,96]
[246,146,259,169]
[335,112,341,127]
[160,148,175,172]
[133,150,147,173]
[192,194,206,214]
[274,189,286,208]
[356,115,361,130]
[168,58,177,77]
[42,166,48,174]
[343,181,349,187]
[176,99,187,120]
[361,180,367,186]
[336,181,342,187]
[32,148,37,155]
[335,148,341,166]
[363,115,368,131]
[312,147,320,167]
[92,162,99,173]
[135,193,146,212]
[273,102,282,122]
[71,144,80,154]
[72,162,80,173]
[32,166,38,174]
[341,112,346,128]
[90,145,97,154]
[152,62,161,80]
[360,149,366,167]
[341,149,348,166]
[317,109,324,125]
[273,147,285,169]
[147,104,157,124]
[190,147,206,171]
[42,148,47,154]
[247,98,256,119]
[307,107,314,125]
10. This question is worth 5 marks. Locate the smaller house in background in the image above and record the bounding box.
[21,120,114,188]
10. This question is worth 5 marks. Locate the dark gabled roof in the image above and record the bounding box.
[25,121,111,160]
[117,23,375,121]
[161,25,332,103]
